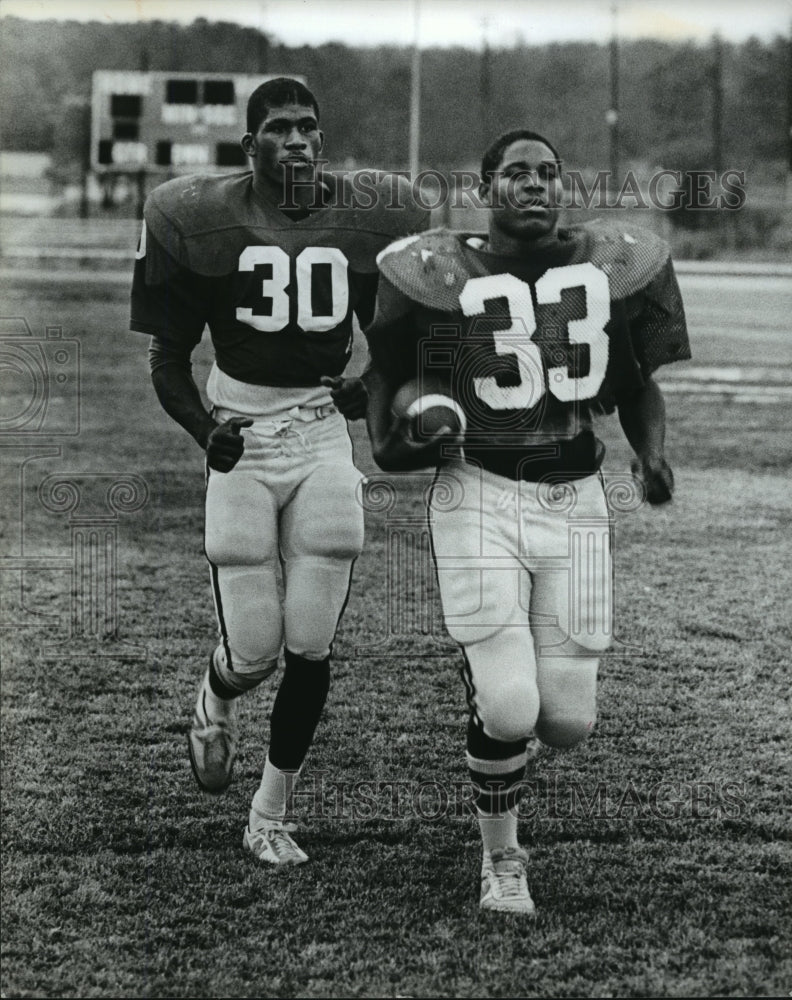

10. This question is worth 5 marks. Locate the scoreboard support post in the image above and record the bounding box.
[135,170,146,220]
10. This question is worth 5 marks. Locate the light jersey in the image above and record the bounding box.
[130,169,429,387]
[367,223,690,474]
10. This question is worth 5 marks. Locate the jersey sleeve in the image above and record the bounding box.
[628,259,691,377]
[129,218,209,351]
[351,271,381,330]
[363,274,422,386]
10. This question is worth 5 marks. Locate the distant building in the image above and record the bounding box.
[0,152,57,215]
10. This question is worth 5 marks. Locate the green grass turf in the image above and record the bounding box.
[1,283,790,998]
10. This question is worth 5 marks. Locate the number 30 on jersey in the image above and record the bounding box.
[459,262,610,408]
[236,245,349,334]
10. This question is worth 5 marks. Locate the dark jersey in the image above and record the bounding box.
[366,223,690,475]
[130,170,429,387]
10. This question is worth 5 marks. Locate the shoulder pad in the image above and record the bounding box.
[376,228,470,311]
[144,172,251,269]
[328,170,430,238]
[373,172,430,236]
[146,170,428,277]
[571,220,671,298]
[376,222,672,309]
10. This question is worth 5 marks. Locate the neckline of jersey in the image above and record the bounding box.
[463,229,576,261]
[248,172,335,226]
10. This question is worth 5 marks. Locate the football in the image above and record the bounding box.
[391,377,467,443]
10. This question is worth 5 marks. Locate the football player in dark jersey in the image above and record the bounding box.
[130,78,428,865]
[364,129,690,912]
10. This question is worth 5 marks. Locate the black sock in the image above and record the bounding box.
[466,716,528,814]
[268,649,331,771]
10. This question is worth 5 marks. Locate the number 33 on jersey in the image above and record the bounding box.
[458,263,610,410]
[130,171,429,387]
[368,225,690,428]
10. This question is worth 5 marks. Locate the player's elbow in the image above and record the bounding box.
[369,425,405,471]
[371,443,400,472]
[150,366,169,403]
[618,374,663,412]
[372,440,437,473]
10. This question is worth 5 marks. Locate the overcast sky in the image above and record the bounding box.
[1,0,789,47]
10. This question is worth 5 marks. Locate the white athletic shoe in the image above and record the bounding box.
[187,666,238,794]
[480,846,536,916]
[243,820,309,866]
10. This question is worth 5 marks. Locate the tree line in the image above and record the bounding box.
[0,15,787,179]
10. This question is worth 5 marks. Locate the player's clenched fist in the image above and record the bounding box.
[319,375,368,420]
[206,417,254,473]
[631,454,674,505]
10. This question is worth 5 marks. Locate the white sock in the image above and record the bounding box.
[249,756,299,828]
[478,808,520,854]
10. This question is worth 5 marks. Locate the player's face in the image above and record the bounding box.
[482,140,563,248]
[243,103,324,188]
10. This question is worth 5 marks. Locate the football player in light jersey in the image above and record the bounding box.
[130,78,428,865]
[364,130,690,913]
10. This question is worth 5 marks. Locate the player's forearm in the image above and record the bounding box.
[364,364,398,466]
[617,376,667,462]
[364,362,443,472]
[150,364,218,449]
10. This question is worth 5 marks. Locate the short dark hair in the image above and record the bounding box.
[246,77,320,133]
[480,129,561,187]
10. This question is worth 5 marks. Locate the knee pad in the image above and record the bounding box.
[482,678,540,744]
[232,653,278,681]
[462,629,540,744]
[535,714,595,749]
[283,556,355,660]
[210,564,284,667]
[211,644,278,696]
[279,463,363,660]
[535,647,598,749]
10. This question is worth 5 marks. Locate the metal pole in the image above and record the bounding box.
[258,1,268,73]
[79,99,91,219]
[480,17,491,149]
[136,169,146,220]
[787,21,792,203]
[711,33,723,174]
[409,0,421,177]
[608,2,619,193]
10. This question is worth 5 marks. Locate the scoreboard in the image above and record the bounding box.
[90,71,305,173]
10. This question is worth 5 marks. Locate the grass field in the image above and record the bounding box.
[1,273,791,999]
